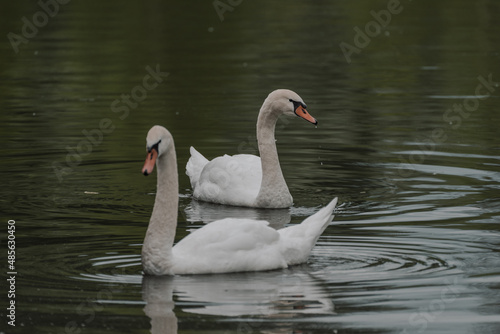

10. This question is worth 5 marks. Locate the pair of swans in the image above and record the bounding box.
[141,89,338,275]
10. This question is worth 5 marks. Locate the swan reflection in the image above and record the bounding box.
[184,199,291,229]
[142,269,334,333]
[142,276,177,334]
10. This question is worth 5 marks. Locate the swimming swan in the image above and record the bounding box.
[186,89,318,209]
[141,125,337,275]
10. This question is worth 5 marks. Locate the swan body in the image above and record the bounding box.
[187,150,262,207]
[186,89,318,209]
[141,125,338,275]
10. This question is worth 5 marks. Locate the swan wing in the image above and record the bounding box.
[192,153,262,207]
[172,218,287,274]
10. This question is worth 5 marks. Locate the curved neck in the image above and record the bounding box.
[142,141,178,275]
[255,104,291,208]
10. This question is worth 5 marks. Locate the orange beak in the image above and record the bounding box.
[142,148,158,176]
[294,105,318,125]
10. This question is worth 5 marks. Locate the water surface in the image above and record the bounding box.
[1,1,499,333]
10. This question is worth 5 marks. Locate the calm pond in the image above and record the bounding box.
[1,0,499,333]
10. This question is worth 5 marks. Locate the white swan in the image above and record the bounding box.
[141,125,338,275]
[186,89,318,209]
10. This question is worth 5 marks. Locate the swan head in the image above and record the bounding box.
[142,125,173,176]
[264,89,317,125]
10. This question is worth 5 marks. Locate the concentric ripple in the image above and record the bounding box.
[310,233,460,282]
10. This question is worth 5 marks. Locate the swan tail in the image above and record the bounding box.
[186,146,209,188]
[279,197,338,265]
[302,197,338,239]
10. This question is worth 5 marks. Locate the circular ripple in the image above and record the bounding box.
[308,232,470,284]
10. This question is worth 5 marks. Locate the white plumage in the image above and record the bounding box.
[141,125,338,275]
[186,89,318,209]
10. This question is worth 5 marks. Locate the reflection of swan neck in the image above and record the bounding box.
[144,302,178,334]
[142,137,178,275]
[256,104,290,208]
[142,276,178,334]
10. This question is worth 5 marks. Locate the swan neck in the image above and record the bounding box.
[256,107,280,166]
[255,103,291,208]
[142,142,178,274]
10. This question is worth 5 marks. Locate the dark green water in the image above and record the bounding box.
[1,0,499,333]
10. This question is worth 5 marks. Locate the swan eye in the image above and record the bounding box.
[289,99,307,110]
[148,140,161,153]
